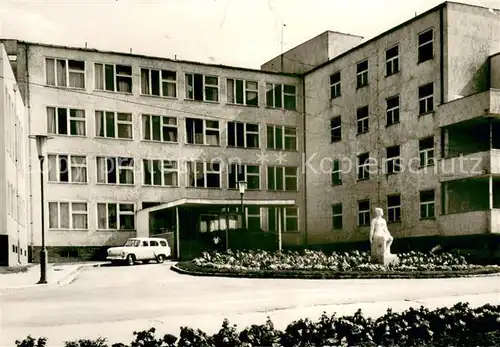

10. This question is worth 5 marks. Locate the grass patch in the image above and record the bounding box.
[0,265,31,275]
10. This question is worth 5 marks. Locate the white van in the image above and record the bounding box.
[106,237,171,265]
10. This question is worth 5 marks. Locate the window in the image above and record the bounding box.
[331,160,342,186]
[357,152,370,180]
[358,200,370,226]
[95,111,133,139]
[96,157,135,185]
[97,203,135,230]
[227,122,259,148]
[185,73,219,102]
[357,106,369,134]
[268,207,298,232]
[420,190,435,219]
[386,145,401,174]
[141,114,177,142]
[386,45,399,76]
[227,79,259,106]
[330,116,341,142]
[228,164,260,190]
[267,166,298,191]
[143,159,178,186]
[356,60,368,88]
[267,125,297,151]
[95,63,132,93]
[418,29,433,63]
[246,206,261,230]
[330,72,341,99]
[48,202,88,230]
[186,161,221,188]
[47,107,86,136]
[387,194,401,222]
[141,68,176,98]
[45,58,85,88]
[48,154,87,183]
[266,83,296,110]
[185,118,220,145]
[386,95,400,125]
[418,83,434,114]
[419,137,435,168]
[332,204,342,230]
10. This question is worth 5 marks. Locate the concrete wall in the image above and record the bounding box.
[444,3,500,102]
[0,44,29,266]
[19,44,305,249]
[303,9,443,243]
[261,31,363,74]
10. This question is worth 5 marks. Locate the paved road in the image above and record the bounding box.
[1,263,499,346]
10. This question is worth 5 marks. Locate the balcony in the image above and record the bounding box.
[439,209,500,236]
[437,89,500,128]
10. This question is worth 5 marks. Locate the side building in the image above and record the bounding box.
[2,40,306,261]
[0,43,29,266]
[262,1,500,250]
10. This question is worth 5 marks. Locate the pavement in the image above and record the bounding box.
[0,262,106,294]
[0,262,499,347]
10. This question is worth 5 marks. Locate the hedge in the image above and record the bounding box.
[15,302,500,346]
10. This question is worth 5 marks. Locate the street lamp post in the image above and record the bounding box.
[29,134,51,284]
[237,181,247,230]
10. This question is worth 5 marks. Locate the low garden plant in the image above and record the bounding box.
[15,302,500,346]
[173,249,500,279]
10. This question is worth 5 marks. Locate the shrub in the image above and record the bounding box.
[14,302,500,347]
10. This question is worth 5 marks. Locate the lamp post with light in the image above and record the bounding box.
[237,181,247,230]
[29,134,51,284]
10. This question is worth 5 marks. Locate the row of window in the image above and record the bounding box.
[45,58,298,110]
[48,202,300,232]
[47,156,300,191]
[4,87,25,174]
[329,28,434,98]
[47,107,298,151]
[330,82,434,142]
[332,189,436,230]
[331,136,435,185]
[6,180,26,227]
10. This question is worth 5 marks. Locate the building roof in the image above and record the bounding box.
[138,198,297,214]
[2,39,301,78]
[303,1,500,75]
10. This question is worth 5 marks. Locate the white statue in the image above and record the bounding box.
[369,207,398,265]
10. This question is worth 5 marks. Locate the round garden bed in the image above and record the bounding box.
[172,250,500,279]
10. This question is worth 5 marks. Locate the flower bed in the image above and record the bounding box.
[16,302,500,346]
[173,250,500,279]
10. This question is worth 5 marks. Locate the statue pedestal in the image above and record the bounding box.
[371,235,399,266]
[371,253,400,266]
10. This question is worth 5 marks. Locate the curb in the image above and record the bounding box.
[171,263,500,280]
[0,262,107,294]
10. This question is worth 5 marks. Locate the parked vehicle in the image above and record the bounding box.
[106,237,171,265]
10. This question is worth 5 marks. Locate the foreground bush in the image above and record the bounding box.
[15,302,500,347]
[191,249,499,272]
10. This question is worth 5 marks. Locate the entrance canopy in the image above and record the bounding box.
[136,198,296,238]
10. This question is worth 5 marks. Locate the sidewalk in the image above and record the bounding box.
[0,262,105,293]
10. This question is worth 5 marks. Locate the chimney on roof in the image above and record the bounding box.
[130,48,132,53]
[85,42,87,48]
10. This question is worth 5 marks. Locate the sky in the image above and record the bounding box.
[0,0,499,69]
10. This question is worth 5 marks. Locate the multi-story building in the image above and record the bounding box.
[1,1,499,263]
[0,43,29,266]
[288,1,500,249]
[2,39,306,261]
